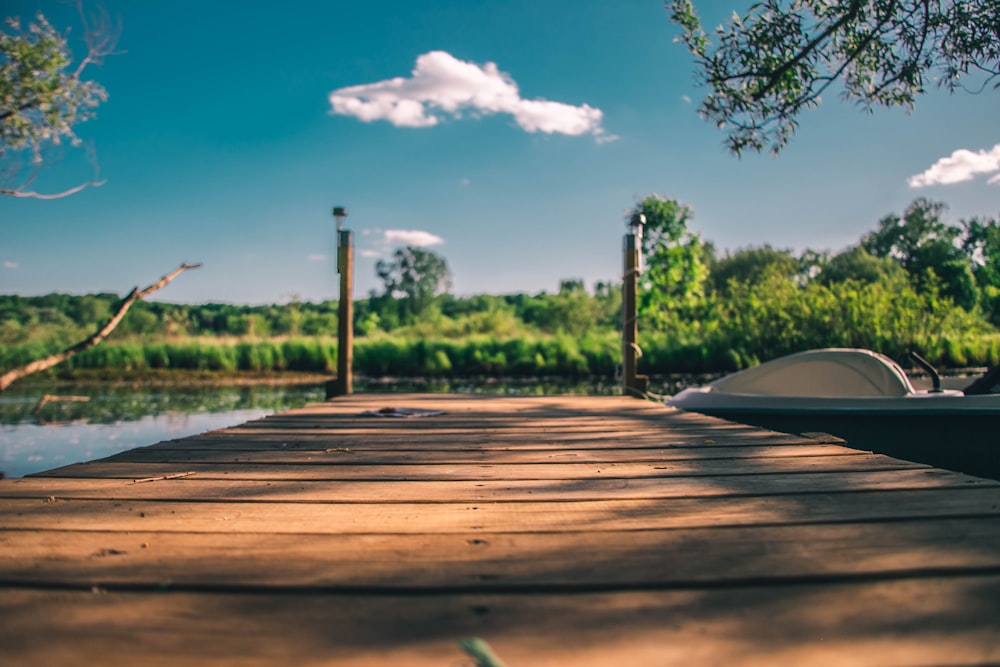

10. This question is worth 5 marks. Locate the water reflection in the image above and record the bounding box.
[0,378,629,479]
[0,384,326,479]
[0,384,329,426]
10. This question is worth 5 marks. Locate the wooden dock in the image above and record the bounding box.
[2,394,1000,665]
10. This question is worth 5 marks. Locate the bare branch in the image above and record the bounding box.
[137,262,202,298]
[2,141,104,199]
[0,263,202,393]
[0,179,106,199]
[72,1,123,77]
[32,394,89,416]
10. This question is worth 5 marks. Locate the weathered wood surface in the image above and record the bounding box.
[2,394,1000,666]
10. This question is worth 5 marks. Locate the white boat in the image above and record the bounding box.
[667,348,1000,479]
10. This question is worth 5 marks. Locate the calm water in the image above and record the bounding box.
[0,377,627,478]
[0,384,327,478]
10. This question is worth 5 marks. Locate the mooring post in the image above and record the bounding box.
[327,207,353,398]
[623,214,649,398]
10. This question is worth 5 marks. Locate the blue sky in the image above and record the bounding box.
[1,0,997,305]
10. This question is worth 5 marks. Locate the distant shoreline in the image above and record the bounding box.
[9,370,332,390]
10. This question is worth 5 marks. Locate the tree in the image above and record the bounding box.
[861,198,978,310]
[669,0,1000,155]
[708,245,800,293]
[961,215,1000,323]
[518,280,605,336]
[630,194,710,327]
[962,216,1000,288]
[375,246,452,319]
[816,245,906,285]
[1,5,118,198]
[861,199,957,262]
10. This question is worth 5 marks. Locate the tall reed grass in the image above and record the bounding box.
[4,331,999,380]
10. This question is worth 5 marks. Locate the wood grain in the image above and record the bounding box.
[2,393,999,665]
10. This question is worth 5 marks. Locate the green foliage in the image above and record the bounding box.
[375,245,452,321]
[631,194,710,327]
[862,199,979,310]
[709,245,800,294]
[515,282,612,336]
[1,12,107,160]
[669,0,1000,155]
[817,246,905,285]
[4,197,1000,379]
[1,8,116,196]
[962,216,1000,324]
[349,333,615,378]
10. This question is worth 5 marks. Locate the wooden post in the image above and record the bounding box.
[328,229,354,398]
[622,232,648,398]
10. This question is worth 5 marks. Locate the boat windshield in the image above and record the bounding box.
[711,349,914,398]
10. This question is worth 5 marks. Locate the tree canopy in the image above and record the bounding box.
[861,198,979,309]
[669,0,1000,155]
[816,245,905,285]
[375,245,453,319]
[1,7,116,198]
[630,194,710,325]
[708,244,800,293]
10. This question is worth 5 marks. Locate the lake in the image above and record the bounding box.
[0,383,328,478]
[0,377,626,478]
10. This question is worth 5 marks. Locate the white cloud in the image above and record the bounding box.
[459,178,471,187]
[360,229,446,260]
[3,260,18,269]
[908,143,1000,187]
[307,253,328,262]
[681,95,692,104]
[329,50,611,141]
[383,229,445,247]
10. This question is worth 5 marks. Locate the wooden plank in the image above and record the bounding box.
[2,519,1000,588]
[220,397,790,433]
[0,451,930,490]
[2,488,999,534]
[25,460,1000,486]
[7,470,994,502]
[252,393,675,413]
[3,578,999,667]
[143,431,829,449]
[84,453,924,477]
[141,425,828,450]
[32,443,859,478]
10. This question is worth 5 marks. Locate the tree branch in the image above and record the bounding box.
[748,0,866,101]
[72,0,122,77]
[2,142,104,198]
[0,179,106,199]
[0,262,202,393]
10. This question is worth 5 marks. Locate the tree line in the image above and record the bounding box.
[3,197,999,377]
[0,278,621,347]
[630,195,1000,370]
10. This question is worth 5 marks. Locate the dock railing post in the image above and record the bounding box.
[327,207,353,399]
[623,214,649,398]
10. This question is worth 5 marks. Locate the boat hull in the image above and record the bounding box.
[670,399,1000,481]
